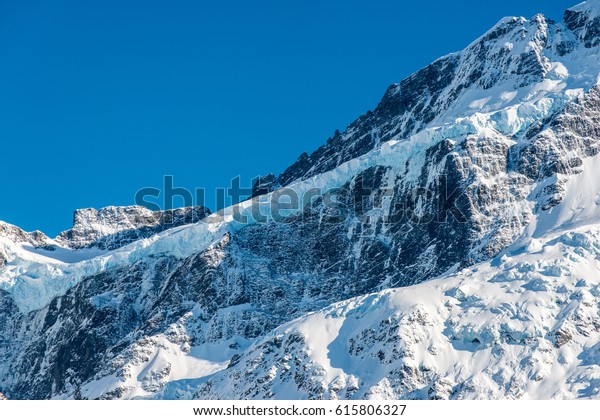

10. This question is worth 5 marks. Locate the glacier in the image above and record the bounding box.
[2,0,600,400]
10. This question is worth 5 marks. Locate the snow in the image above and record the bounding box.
[76,335,228,400]
[61,308,239,400]
[533,154,600,238]
[297,312,346,383]
[197,224,600,399]
[19,244,108,263]
[425,7,600,128]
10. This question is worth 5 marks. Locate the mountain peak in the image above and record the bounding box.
[0,221,51,248]
[56,205,211,250]
[275,9,591,188]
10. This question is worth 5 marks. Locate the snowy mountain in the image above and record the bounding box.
[197,156,600,399]
[56,205,211,250]
[1,1,600,400]
[195,225,600,399]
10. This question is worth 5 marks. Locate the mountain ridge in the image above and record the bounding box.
[255,3,600,195]
[1,1,600,400]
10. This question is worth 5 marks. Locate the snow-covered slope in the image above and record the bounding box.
[195,153,600,399]
[2,1,600,400]
[195,222,600,399]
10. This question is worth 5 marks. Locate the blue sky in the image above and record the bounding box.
[0,0,573,236]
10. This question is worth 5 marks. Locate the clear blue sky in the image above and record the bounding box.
[0,0,574,236]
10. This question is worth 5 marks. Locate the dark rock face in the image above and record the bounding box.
[564,6,600,48]
[251,174,279,198]
[277,55,460,187]
[515,86,600,211]
[56,205,211,250]
[1,259,169,399]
